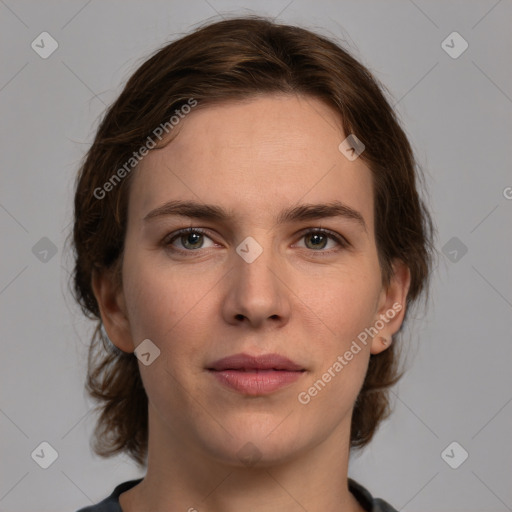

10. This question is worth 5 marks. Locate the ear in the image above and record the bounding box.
[91,267,135,353]
[370,259,411,355]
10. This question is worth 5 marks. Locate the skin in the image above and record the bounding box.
[93,94,410,512]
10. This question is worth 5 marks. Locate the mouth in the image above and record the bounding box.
[206,353,306,395]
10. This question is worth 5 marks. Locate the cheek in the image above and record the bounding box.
[295,261,381,401]
[120,252,211,404]
[295,270,380,421]
[121,245,176,340]
[302,261,382,341]
[121,247,218,361]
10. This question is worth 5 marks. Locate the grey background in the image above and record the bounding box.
[1,1,511,511]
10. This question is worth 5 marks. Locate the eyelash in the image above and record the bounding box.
[162,227,349,254]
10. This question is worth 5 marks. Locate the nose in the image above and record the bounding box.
[221,239,291,329]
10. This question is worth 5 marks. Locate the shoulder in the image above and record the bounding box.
[75,478,143,512]
[348,478,399,512]
[76,476,396,512]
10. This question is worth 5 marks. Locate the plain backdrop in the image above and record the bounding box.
[1,1,511,511]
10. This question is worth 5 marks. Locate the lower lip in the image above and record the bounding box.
[209,369,304,395]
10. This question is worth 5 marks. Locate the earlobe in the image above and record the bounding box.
[370,260,411,355]
[91,268,135,353]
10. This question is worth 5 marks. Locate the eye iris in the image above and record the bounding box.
[175,231,333,251]
[182,232,203,249]
[306,233,327,250]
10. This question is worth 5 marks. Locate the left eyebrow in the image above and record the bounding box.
[143,199,367,232]
[276,201,367,232]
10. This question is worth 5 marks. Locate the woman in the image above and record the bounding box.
[73,15,434,512]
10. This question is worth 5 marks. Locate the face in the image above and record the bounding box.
[95,94,409,467]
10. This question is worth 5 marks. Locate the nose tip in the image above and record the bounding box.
[223,246,290,329]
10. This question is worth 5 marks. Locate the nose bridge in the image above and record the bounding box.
[236,233,281,298]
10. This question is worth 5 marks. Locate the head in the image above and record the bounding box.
[72,16,434,468]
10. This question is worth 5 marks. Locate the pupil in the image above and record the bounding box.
[184,233,202,249]
[308,233,326,249]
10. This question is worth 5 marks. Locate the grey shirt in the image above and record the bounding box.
[76,477,398,511]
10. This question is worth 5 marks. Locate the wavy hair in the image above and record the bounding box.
[71,15,434,467]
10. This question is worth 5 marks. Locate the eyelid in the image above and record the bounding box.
[162,226,350,252]
[162,227,214,247]
[297,227,349,247]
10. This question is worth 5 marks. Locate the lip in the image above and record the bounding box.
[207,353,305,396]
[208,353,304,372]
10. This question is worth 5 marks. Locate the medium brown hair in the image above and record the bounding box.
[71,15,434,467]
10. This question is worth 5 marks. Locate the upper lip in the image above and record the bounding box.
[207,353,305,371]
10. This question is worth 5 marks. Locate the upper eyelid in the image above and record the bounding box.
[164,226,348,248]
[163,227,214,244]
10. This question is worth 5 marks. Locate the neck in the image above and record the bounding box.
[119,406,365,512]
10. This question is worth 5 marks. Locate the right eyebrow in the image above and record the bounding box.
[143,200,231,222]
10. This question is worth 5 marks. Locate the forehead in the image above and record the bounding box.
[128,94,374,231]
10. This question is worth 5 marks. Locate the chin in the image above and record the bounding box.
[198,418,311,468]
